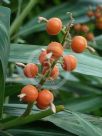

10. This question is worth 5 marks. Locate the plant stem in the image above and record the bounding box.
[61,13,74,46]
[61,25,71,46]
[10,0,38,36]
[38,60,57,88]
[1,105,64,130]
[21,102,34,117]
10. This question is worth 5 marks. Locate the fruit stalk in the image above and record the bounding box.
[21,102,34,117]
[38,60,57,88]
[61,13,74,46]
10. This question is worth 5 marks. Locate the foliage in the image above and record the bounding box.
[0,0,102,136]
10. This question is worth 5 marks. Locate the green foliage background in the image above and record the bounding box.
[0,0,102,136]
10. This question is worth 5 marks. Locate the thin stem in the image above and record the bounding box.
[10,0,38,36]
[16,0,23,18]
[1,105,64,130]
[21,102,34,117]
[61,12,74,46]
[38,60,57,88]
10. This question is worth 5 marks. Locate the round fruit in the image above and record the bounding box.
[86,32,94,41]
[37,89,54,107]
[36,103,48,109]
[21,85,38,103]
[47,42,63,59]
[62,55,77,71]
[42,65,59,80]
[39,50,54,66]
[94,11,101,18]
[24,63,38,78]
[46,17,62,35]
[87,11,94,17]
[74,24,81,31]
[39,50,47,64]
[81,25,89,33]
[71,36,87,53]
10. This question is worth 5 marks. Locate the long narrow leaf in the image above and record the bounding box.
[0,6,10,118]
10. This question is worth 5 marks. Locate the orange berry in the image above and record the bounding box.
[47,42,63,59]
[96,22,102,29]
[39,50,54,66]
[81,25,89,33]
[39,50,47,65]
[71,36,88,53]
[42,65,59,80]
[62,55,77,71]
[21,85,38,103]
[94,11,102,18]
[74,24,81,31]
[36,103,48,109]
[24,63,38,78]
[87,11,94,17]
[46,17,62,35]
[37,89,54,107]
[86,32,94,41]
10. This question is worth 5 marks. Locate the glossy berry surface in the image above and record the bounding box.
[37,89,54,107]
[24,63,38,78]
[47,42,63,59]
[74,24,81,31]
[86,32,94,41]
[39,50,47,65]
[81,25,89,33]
[36,103,48,109]
[46,17,62,35]
[71,36,87,53]
[62,55,77,71]
[21,85,38,103]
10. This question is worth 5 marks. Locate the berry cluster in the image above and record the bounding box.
[87,6,102,30]
[19,85,54,110]
[17,15,95,114]
[73,24,94,41]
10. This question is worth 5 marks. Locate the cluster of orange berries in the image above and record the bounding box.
[87,6,102,30]
[20,85,54,110]
[73,24,94,41]
[18,16,91,111]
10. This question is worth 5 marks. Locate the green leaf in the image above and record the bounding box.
[3,104,102,136]
[65,96,102,112]
[5,83,23,97]
[8,128,74,136]
[9,44,102,78]
[0,130,13,136]
[45,110,102,136]
[2,0,10,4]
[73,112,102,136]
[4,104,39,116]
[89,35,102,50]
[0,6,10,118]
